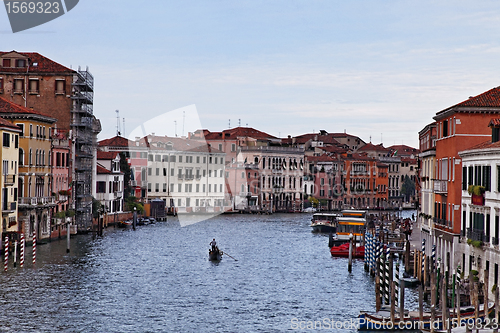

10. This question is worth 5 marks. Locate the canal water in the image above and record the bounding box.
[0,212,419,332]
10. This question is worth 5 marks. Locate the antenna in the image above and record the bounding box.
[182,111,185,137]
[229,119,230,128]
[115,110,120,136]
[174,121,177,137]
[238,119,241,127]
[122,118,125,137]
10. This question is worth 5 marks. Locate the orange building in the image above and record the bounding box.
[431,87,500,271]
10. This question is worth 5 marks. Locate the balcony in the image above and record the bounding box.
[467,228,485,242]
[114,191,123,199]
[19,196,55,207]
[3,174,15,185]
[177,174,184,180]
[433,180,447,194]
[185,174,194,180]
[195,175,202,180]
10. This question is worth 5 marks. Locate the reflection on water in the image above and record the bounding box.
[0,212,420,332]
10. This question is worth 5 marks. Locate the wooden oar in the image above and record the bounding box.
[222,251,238,261]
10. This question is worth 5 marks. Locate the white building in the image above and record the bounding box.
[458,122,500,301]
[141,135,226,213]
[95,151,124,214]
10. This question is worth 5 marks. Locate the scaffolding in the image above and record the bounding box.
[71,66,97,231]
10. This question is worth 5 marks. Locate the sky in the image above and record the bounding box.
[2,0,500,148]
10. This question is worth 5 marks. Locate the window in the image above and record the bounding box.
[170,155,176,162]
[14,79,24,93]
[196,156,200,164]
[163,183,167,192]
[96,181,106,193]
[178,184,182,192]
[179,156,183,163]
[0,78,3,91]
[155,183,159,192]
[2,133,9,147]
[162,155,168,162]
[218,144,222,151]
[155,155,161,162]
[148,183,151,192]
[156,168,159,176]
[170,168,174,176]
[55,79,65,94]
[2,59,11,67]
[148,154,153,161]
[196,184,200,192]
[220,170,223,177]
[209,157,212,164]
[29,79,39,94]
[231,144,236,152]
[214,157,218,164]
[16,59,26,67]
[17,124,24,137]
[148,168,152,176]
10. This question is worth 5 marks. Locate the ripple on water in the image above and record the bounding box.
[0,212,420,332]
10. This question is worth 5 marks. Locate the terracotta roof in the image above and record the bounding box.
[387,145,420,155]
[462,139,500,151]
[97,151,119,160]
[98,135,133,148]
[0,51,74,74]
[0,117,21,132]
[306,155,337,163]
[452,87,500,108]
[203,127,277,140]
[96,164,112,174]
[142,135,224,154]
[357,143,389,153]
[435,87,500,120]
[0,96,56,121]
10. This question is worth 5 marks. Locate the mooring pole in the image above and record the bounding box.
[348,233,353,273]
[66,218,71,253]
[13,240,17,267]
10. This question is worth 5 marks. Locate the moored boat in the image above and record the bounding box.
[117,220,132,228]
[330,242,365,258]
[310,213,339,233]
[358,302,494,331]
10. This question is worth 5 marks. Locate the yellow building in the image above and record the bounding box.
[0,117,21,241]
[0,97,56,242]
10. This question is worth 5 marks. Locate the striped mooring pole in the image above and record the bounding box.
[20,234,25,268]
[13,240,17,267]
[421,239,426,281]
[384,247,391,304]
[395,263,400,307]
[4,236,8,271]
[379,242,385,303]
[32,231,36,265]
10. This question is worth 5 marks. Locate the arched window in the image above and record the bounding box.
[18,177,23,198]
[19,148,24,166]
[29,148,32,165]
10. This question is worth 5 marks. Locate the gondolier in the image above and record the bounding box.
[210,239,217,251]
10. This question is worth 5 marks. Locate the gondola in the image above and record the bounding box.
[209,248,222,261]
